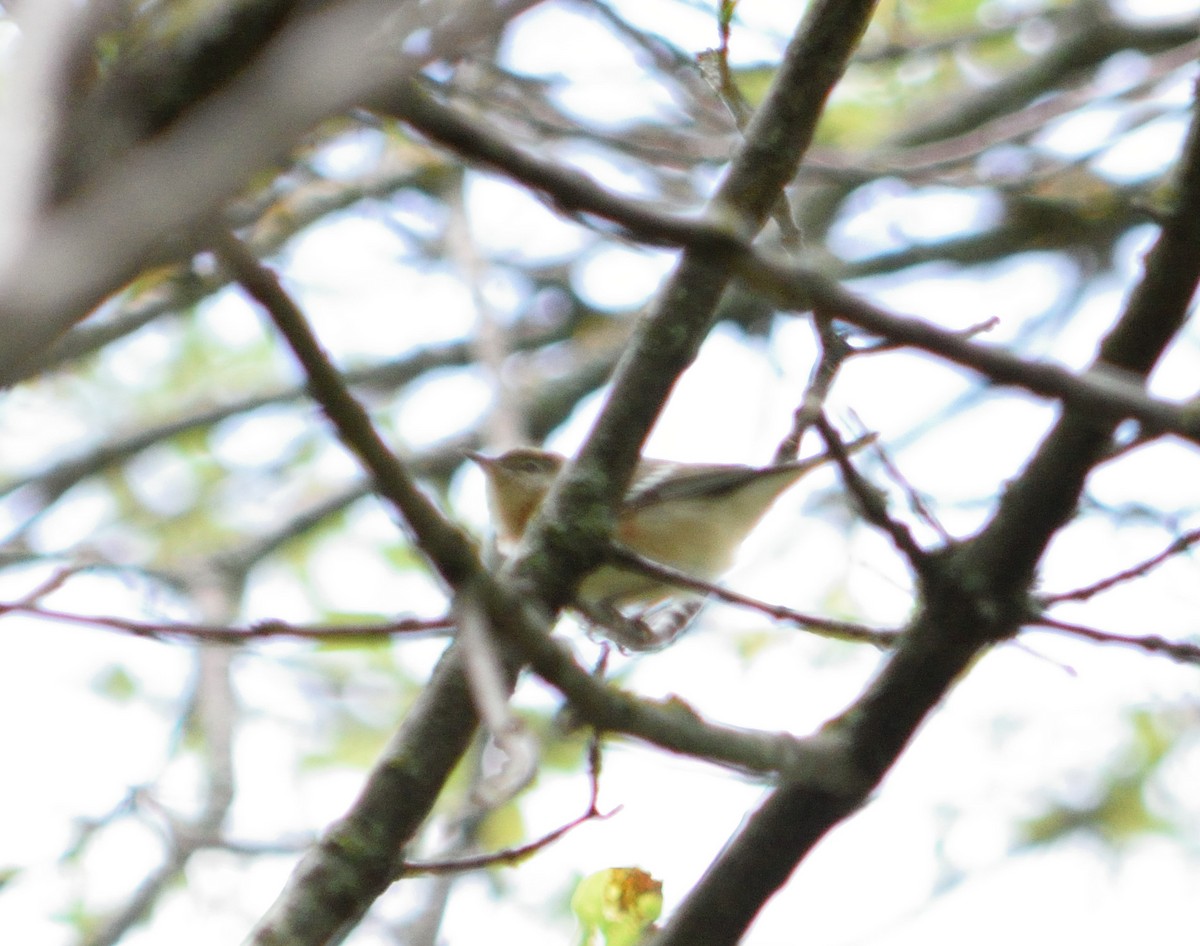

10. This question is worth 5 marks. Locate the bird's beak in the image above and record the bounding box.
[465,450,491,467]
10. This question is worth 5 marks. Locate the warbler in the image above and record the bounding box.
[469,435,873,648]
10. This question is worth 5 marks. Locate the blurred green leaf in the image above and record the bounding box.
[91,665,139,702]
[1020,710,1180,849]
[478,799,526,853]
[571,867,663,946]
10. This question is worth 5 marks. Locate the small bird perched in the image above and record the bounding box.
[469,434,874,649]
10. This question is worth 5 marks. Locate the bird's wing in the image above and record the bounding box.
[623,462,766,510]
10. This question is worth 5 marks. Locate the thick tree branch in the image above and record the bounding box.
[49,0,306,201]
[508,0,882,622]
[377,78,736,248]
[14,155,453,383]
[967,84,1200,582]
[215,230,864,945]
[215,230,501,946]
[378,77,1200,444]
[4,5,1194,946]
[739,256,1200,440]
[651,78,1200,946]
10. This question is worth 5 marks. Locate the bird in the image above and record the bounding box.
[469,434,873,649]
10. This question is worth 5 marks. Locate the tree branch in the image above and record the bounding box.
[214,229,502,946]
[650,71,1200,946]
[0,0,545,388]
[377,76,1200,444]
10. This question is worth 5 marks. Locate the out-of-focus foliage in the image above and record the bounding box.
[1021,709,1182,848]
[571,867,664,946]
[1,0,1199,944]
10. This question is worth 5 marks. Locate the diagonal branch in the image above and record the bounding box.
[214,230,859,945]
[737,257,1200,441]
[214,230,501,946]
[1040,526,1200,605]
[650,72,1200,946]
[1029,615,1200,665]
[505,0,883,626]
[380,78,1200,443]
[212,230,483,590]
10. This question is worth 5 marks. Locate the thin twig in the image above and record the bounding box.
[604,545,898,648]
[776,317,854,463]
[400,731,617,875]
[813,415,928,570]
[1029,615,1200,665]
[1040,527,1200,604]
[382,82,1200,443]
[0,600,455,642]
[849,406,951,546]
[857,315,1000,355]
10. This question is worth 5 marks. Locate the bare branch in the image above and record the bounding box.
[1041,526,1200,605]
[1030,616,1200,666]
[214,228,501,945]
[213,228,484,589]
[0,599,455,643]
[650,62,1200,946]
[400,755,616,877]
[814,414,927,570]
[602,544,899,648]
[374,82,1200,442]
